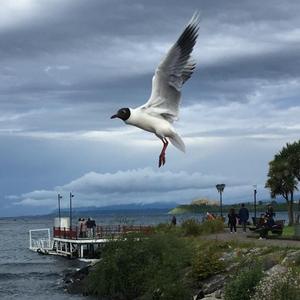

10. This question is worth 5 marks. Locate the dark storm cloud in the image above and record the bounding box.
[1,0,300,215]
[0,0,299,133]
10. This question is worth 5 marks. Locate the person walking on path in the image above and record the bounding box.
[239,203,249,232]
[228,208,238,233]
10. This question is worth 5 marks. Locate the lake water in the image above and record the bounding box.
[0,210,289,299]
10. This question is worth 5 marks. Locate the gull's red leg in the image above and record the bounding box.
[159,138,169,167]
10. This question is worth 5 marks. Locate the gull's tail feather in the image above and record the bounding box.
[169,132,186,153]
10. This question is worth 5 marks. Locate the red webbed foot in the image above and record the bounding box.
[158,138,168,167]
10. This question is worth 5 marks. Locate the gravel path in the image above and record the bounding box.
[204,228,300,248]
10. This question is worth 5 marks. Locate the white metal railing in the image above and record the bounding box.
[29,228,52,251]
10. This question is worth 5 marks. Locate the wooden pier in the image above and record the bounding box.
[30,224,153,258]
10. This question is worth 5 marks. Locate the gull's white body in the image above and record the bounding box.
[125,107,184,152]
[112,13,199,165]
[126,107,173,136]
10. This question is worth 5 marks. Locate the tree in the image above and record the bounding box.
[265,142,300,226]
[277,141,300,180]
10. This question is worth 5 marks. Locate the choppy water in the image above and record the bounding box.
[0,210,289,299]
[0,210,190,300]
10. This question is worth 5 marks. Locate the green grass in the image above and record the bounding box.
[283,226,295,236]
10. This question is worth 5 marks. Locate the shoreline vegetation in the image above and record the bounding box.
[65,219,300,300]
[168,199,290,215]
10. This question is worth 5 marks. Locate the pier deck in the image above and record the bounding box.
[30,224,153,258]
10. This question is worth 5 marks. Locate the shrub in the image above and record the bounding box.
[252,268,300,300]
[181,219,224,236]
[200,219,224,234]
[155,222,182,235]
[85,232,193,299]
[192,246,225,281]
[224,262,264,300]
[155,222,172,232]
[181,219,202,236]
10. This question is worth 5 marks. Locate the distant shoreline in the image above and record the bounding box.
[169,202,292,215]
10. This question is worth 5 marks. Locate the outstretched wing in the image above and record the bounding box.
[142,12,199,122]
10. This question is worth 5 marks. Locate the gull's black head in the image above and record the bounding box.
[110,108,130,121]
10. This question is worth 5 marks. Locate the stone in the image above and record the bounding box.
[261,255,279,271]
[220,251,237,261]
[225,262,239,272]
[266,264,287,276]
[281,250,300,266]
[201,292,219,300]
[194,289,205,299]
[214,289,223,299]
[202,274,227,294]
[63,264,94,294]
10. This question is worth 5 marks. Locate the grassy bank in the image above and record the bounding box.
[77,220,300,300]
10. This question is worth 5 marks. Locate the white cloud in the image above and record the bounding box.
[13,167,250,208]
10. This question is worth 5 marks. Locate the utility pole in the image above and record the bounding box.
[58,193,62,226]
[253,185,257,225]
[69,192,74,230]
[216,184,226,217]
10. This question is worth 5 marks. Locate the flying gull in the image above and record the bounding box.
[111,13,199,167]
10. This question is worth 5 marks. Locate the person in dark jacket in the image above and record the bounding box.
[228,208,238,233]
[86,218,93,238]
[266,205,275,218]
[238,203,249,232]
[171,215,177,226]
[258,213,275,239]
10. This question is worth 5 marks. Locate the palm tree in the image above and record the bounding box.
[265,143,300,226]
[278,141,300,181]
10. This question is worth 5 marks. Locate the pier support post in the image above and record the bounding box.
[80,245,84,258]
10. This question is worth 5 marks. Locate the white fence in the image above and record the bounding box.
[29,228,52,251]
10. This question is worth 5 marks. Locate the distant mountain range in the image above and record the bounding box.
[49,197,292,217]
[51,201,179,215]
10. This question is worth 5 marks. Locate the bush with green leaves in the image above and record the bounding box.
[181,218,224,236]
[85,232,193,299]
[224,262,264,300]
[192,245,226,281]
[181,219,202,236]
[200,219,224,234]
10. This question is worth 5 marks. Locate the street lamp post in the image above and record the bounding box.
[69,192,74,230]
[253,185,257,225]
[57,193,62,225]
[216,184,226,217]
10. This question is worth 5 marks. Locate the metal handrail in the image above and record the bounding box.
[53,225,153,239]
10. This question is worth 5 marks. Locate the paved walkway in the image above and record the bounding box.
[204,228,300,248]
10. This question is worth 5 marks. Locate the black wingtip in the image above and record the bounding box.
[190,11,201,27]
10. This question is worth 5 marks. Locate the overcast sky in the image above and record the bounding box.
[1,0,300,216]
